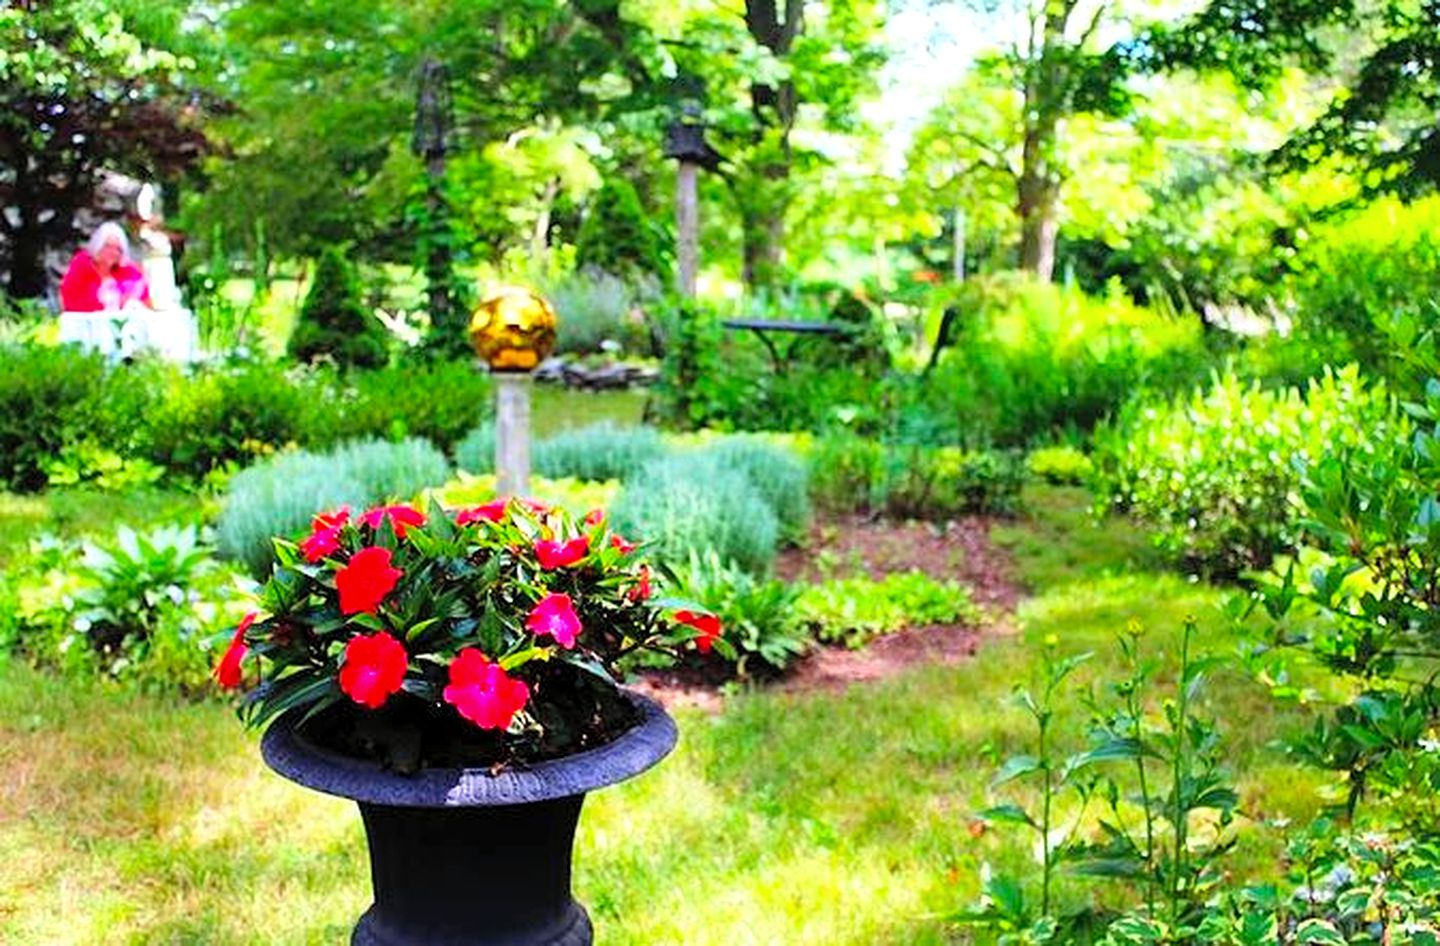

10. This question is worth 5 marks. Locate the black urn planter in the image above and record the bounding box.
[261,691,677,946]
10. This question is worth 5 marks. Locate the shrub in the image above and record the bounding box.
[141,361,325,478]
[611,452,779,575]
[1287,195,1440,384]
[696,435,811,543]
[545,268,653,355]
[0,344,106,491]
[794,570,980,649]
[288,247,389,368]
[1026,445,1093,485]
[10,525,249,691]
[668,550,809,675]
[453,422,496,474]
[326,437,451,500]
[216,452,370,577]
[809,436,1024,519]
[534,422,667,483]
[1092,365,1396,577]
[575,177,666,280]
[216,436,452,576]
[321,360,492,449]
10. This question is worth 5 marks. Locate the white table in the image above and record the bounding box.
[58,309,200,362]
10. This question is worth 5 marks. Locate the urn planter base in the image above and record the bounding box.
[261,691,676,946]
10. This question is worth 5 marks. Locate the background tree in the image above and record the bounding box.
[0,0,209,298]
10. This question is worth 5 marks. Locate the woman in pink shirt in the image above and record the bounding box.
[59,222,152,312]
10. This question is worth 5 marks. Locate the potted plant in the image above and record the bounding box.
[216,497,726,945]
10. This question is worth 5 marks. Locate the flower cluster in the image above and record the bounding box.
[216,498,724,751]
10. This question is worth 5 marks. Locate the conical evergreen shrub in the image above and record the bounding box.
[289,247,389,368]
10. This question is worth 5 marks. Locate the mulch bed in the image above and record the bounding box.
[632,513,1022,710]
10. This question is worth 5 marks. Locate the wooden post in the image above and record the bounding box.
[493,374,532,497]
[953,206,966,283]
[676,161,699,297]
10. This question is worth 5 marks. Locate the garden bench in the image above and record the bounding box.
[720,318,854,375]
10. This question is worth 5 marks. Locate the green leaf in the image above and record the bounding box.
[991,754,1042,787]
[979,803,1038,830]
[1295,919,1347,946]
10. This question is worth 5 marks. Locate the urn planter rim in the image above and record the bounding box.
[260,689,677,808]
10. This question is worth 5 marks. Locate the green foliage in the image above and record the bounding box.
[324,437,450,501]
[961,621,1239,937]
[669,550,810,675]
[809,436,1024,520]
[322,359,491,449]
[215,437,453,577]
[1287,196,1440,385]
[534,422,667,484]
[453,422,496,474]
[546,268,655,355]
[575,178,666,281]
[288,248,389,368]
[651,297,733,431]
[612,452,779,576]
[695,436,811,544]
[215,453,368,578]
[0,344,107,491]
[921,277,1209,447]
[1245,377,1440,827]
[1093,366,1395,577]
[10,525,246,692]
[140,360,324,478]
[794,570,979,649]
[1027,445,1094,485]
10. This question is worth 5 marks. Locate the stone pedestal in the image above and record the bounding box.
[494,373,532,497]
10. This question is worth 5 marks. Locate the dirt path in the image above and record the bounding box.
[632,513,1023,711]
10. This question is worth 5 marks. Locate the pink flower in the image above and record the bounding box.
[300,507,350,562]
[610,533,636,555]
[335,546,403,615]
[584,508,605,526]
[456,499,509,526]
[443,648,531,730]
[213,611,257,689]
[527,593,582,649]
[338,631,408,709]
[535,536,589,570]
[360,504,427,539]
[518,498,550,516]
[674,609,723,654]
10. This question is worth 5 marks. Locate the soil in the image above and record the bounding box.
[632,513,1024,711]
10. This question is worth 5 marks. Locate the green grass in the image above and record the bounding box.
[0,484,1328,943]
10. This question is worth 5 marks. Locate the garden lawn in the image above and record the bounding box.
[0,487,1324,944]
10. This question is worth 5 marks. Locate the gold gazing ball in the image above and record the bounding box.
[468,286,559,372]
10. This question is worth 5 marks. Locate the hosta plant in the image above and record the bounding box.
[215,497,728,770]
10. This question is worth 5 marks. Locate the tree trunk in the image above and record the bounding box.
[737,0,803,291]
[7,219,49,300]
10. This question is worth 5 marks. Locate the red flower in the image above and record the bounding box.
[338,631,408,709]
[527,593,582,649]
[213,611,257,689]
[360,504,427,539]
[300,507,351,563]
[518,498,550,516]
[675,609,723,654]
[456,499,509,526]
[584,508,605,526]
[610,533,636,555]
[442,648,531,730]
[535,536,589,570]
[335,546,403,615]
[628,564,652,602]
